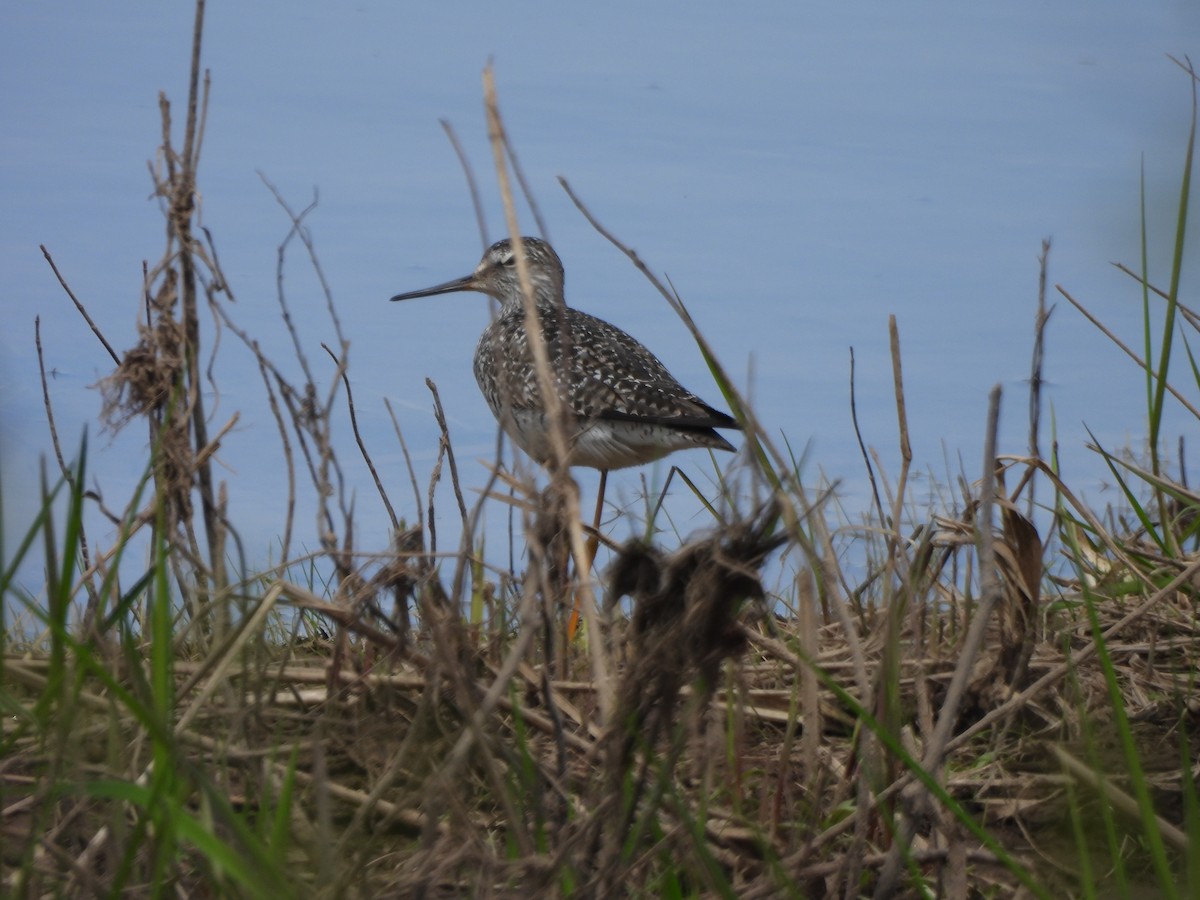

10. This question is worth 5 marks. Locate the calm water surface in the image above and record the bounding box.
[2,2,1197,592]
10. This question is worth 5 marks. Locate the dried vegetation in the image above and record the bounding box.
[4,10,1199,899]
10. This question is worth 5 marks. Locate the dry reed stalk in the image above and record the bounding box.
[482,65,614,724]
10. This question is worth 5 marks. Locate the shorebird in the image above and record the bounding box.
[389,236,739,475]
[390,236,740,633]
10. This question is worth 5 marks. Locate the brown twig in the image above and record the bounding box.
[256,355,297,561]
[439,119,491,251]
[324,342,398,531]
[1113,260,1200,332]
[1058,283,1200,420]
[34,317,69,480]
[39,246,121,366]
[426,378,468,531]
[384,397,424,531]
[850,346,885,526]
[1028,240,1052,488]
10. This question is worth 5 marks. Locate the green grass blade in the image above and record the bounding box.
[1079,582,1180,899]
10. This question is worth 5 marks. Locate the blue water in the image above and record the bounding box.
[2,2,1197,600]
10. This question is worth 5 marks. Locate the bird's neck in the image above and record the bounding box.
[499,289,563,314]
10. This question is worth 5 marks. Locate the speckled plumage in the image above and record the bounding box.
[390,237,739,470]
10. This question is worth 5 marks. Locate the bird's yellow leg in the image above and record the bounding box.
[567,470,606,640]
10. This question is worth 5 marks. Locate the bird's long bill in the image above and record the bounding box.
[389,273,479,303]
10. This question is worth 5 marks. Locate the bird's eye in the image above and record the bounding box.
[499,253,516,268]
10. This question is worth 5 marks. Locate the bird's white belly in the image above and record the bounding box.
[501,410,687,471]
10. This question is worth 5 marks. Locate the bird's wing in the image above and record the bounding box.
[546,309,737,429]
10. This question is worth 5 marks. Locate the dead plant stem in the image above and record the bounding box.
[482,64,613,724]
